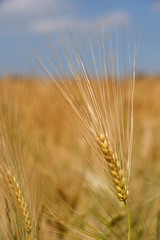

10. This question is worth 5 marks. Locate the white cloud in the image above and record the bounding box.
[32,10,132,34]
[31,16,75,34]
[0,0,71,35]
[79,10,131,32]
[0,0,69,17]
[152,2,160,12]
[0,0,132,35]
[105,10,132,28]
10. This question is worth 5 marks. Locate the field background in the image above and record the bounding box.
[0,74,159,239]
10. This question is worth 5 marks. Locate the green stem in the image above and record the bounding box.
[124,202,131,240]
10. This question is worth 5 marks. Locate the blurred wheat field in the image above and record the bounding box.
[0,74,160,239]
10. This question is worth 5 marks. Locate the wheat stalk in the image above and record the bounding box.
[36,205,45,240]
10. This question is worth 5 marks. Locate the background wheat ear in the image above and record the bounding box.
[0,84,38,240]
[5,171,32,235]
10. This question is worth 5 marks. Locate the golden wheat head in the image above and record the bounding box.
[97,133,129,202]
[5,171,32,234]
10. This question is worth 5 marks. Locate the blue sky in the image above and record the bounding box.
[0,0,160,76]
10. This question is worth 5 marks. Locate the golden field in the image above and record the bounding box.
[0,74,160,239]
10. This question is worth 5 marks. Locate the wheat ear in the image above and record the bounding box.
[6,171,32,235]
[96,133,129,202]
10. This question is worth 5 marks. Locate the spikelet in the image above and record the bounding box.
[5,171,32,234]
